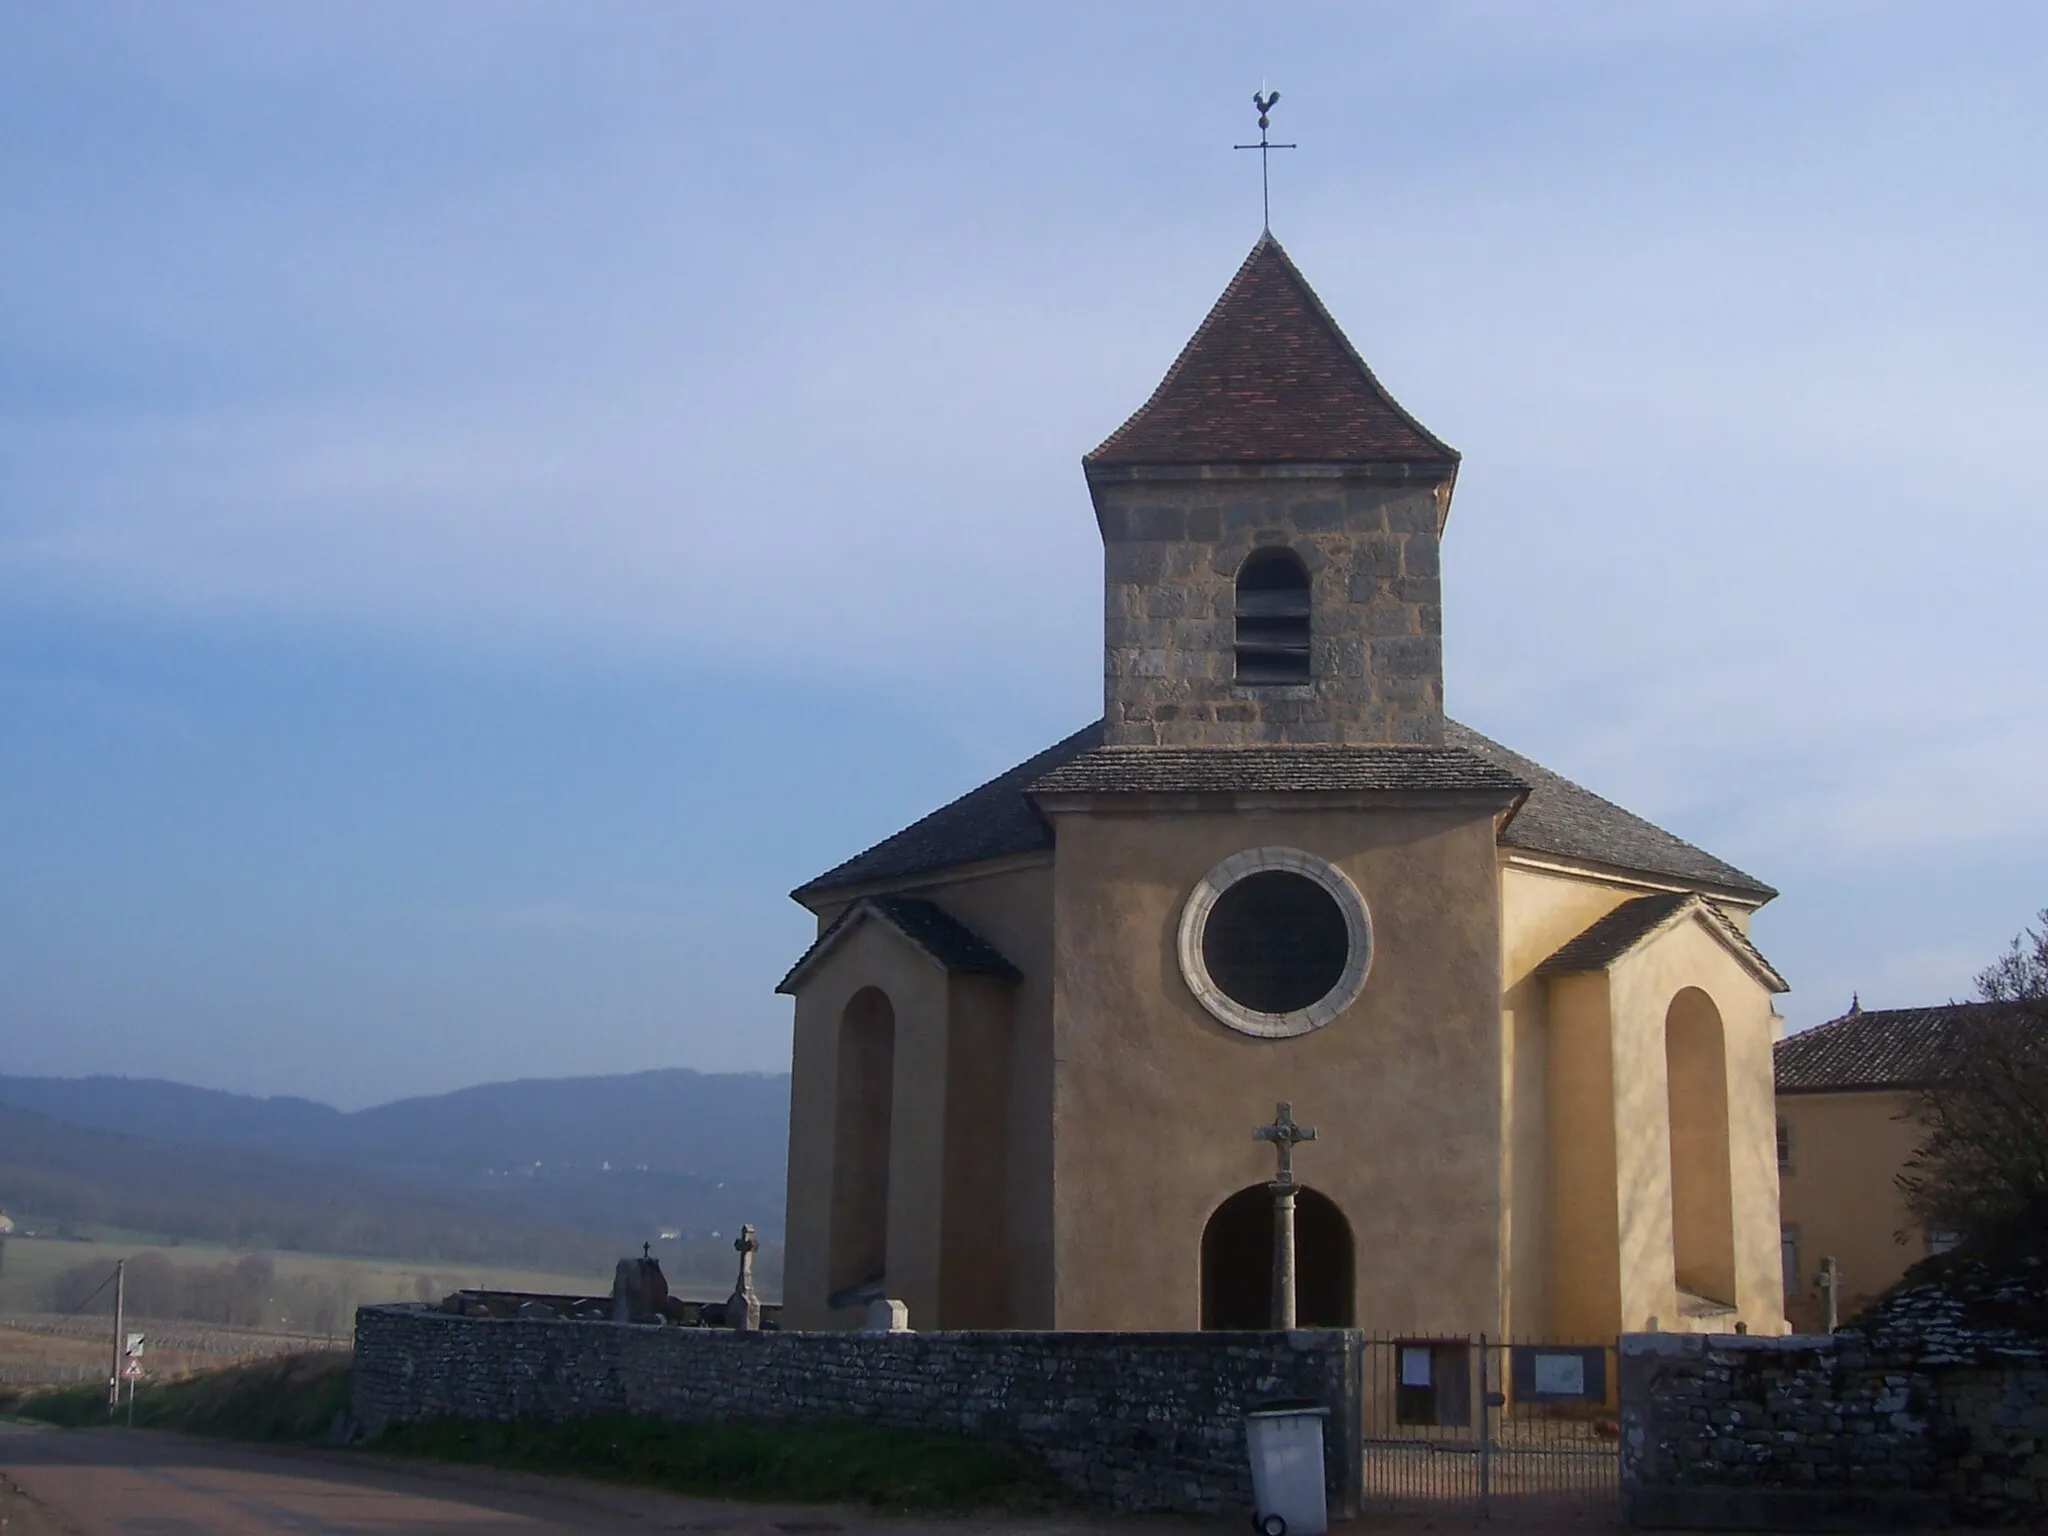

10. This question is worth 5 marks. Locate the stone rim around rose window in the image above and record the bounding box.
[1176,846,1373,1038]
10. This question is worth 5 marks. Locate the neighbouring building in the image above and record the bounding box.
[777,233,1791,1340]
[1774,999,2037,1331]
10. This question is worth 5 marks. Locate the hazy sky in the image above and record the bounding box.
[4,3,2044,1108]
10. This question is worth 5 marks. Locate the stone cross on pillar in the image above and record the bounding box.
[727,1223,762,1331]
[1817,1254,1843,1333]
[1254,1102,1317,1330]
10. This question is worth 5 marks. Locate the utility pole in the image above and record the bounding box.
[107,1259,125,1416]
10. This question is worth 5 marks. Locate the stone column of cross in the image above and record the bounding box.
[1817,1255,1843,1333]
[1254,1103,1318,1329]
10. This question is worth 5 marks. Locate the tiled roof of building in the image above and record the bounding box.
[1539,892,1694,972]
[1774,1002,2048,1092]
[1445,721,1776,899]
[790,723,1101,900]
[794,719,1774,905]
[775,895,1021,996]
[1084,235,1458,469]
[1537,891,1788,992]
[1028,745,1523,797]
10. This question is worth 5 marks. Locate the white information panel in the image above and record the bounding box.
[1532,1351,1586,1397]
[1400,1346,1433,1388]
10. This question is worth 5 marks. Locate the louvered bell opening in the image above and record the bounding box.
[1235,549,1311,685]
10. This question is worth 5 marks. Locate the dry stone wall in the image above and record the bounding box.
[352,1305,1362,1516]
[1620,1330,2048,1528]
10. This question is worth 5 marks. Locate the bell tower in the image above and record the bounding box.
[1083,235,1459,748]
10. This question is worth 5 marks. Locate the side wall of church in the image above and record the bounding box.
[783,920,953,1332]
[911,863,1060,1329]
[1500,863,1658,1339]
[784,864,1060,1331]
[1500,864,1780,1340]
[1043,799,1506,1334]
[1608,924,1785,1336]
[1089,466,1450,747]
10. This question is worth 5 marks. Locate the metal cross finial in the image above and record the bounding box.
[1254,1101,1317,1185]
[1233,89,1297,233]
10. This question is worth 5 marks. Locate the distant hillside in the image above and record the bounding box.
[0,1068,792,1243]
[0,1105,623,1271]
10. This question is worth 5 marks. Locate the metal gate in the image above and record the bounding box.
[1359,1336,1620,1522]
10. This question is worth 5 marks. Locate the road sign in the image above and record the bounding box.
[125,1333,145,1357]
[122,1362,143,1380]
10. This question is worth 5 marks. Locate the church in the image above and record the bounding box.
[776,234,1790,1342]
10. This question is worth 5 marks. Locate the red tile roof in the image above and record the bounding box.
[1085,235,1457,469]
[1774,1002,2048,1092]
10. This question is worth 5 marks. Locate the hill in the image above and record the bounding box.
[0,1104,622,1272]
[0,1068,791,1242]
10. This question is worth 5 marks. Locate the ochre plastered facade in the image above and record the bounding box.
[1776,1088,1937,1331]
[777,235,1790,1340]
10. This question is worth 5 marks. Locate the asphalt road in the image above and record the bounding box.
[0,1424,1145,1536]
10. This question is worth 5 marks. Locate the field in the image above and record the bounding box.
[0,1233,610,1315]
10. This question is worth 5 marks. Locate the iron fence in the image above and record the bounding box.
[1358,1335,1620,1522]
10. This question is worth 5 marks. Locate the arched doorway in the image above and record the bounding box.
[829,987,895,1295]
[1665,987,1736,1303]
[1201,1184,1354,1329]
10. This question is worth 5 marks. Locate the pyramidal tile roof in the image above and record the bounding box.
[1085,234,1457,469]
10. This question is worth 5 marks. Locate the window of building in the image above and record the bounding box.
[1202,872,1349,1014]
[1927,1228,1961,1256]
[1780,1225,1799,1299]
[1177,847,1374,1039]
[1776,1117,1793,1176]
[1234,547,1311,684]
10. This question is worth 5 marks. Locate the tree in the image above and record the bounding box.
[1977,908,2048,1003]
[1897,910,2048,1259]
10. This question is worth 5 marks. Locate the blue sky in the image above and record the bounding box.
[3,2,2044,1107]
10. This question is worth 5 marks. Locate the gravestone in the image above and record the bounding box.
[611,1243,669,1323]
[864,1297,910,1332]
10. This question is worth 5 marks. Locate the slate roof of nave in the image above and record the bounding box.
[1774,1001,2048,1093]
[776,895,1021,996]
[1537,891,1695,973]
[792,719,1776,903]
[1083,235,1458,469]
[1537,890,1787,992]
[1443,722,1775,899]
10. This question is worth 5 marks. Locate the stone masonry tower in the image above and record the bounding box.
[1084,235,1459,747]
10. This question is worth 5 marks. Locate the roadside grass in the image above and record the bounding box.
[376,1415,1067,1513]
[2,1353,1066,1513]
[7,1351,352,1441]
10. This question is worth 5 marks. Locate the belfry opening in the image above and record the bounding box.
[1200,1184,1354,1330]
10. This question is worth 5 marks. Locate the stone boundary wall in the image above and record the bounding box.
[352,1305,1362,1516]
[1619,1331,2048,1528]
